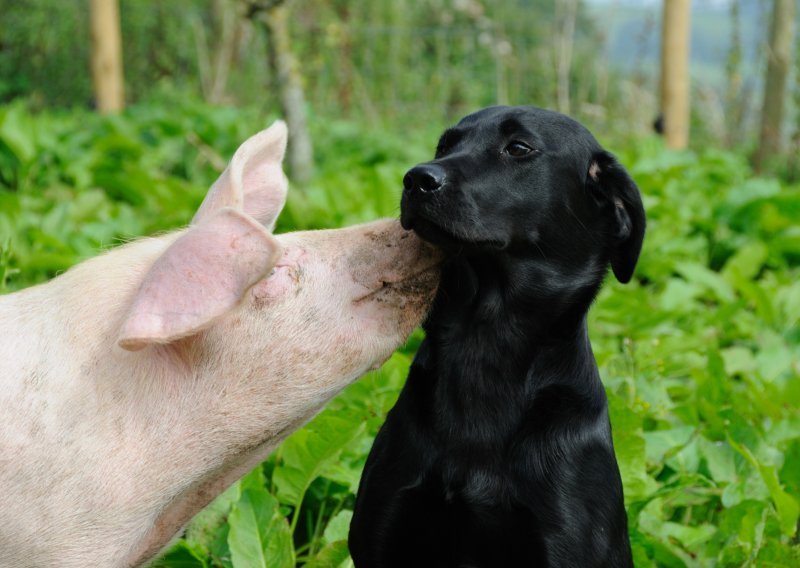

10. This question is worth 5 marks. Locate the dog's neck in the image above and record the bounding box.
[427,252,605,345]
[415,252,608,442]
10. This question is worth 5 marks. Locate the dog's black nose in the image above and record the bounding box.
[403,164,446,194]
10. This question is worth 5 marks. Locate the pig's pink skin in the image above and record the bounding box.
[0,122,440,567]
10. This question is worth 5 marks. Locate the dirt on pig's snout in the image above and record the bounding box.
[349,223,442,298]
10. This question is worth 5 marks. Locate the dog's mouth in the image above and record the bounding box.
[401,213,506,252]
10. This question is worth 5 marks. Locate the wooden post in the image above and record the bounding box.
[659,0,691,149]
[555,0,578,115]
[262,2,314,184]
[754,0,796,172]
[90,0,125,113]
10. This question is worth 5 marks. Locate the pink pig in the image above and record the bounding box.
[0,121,440,567]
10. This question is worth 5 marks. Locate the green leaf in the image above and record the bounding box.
[721,241,768,284]
[239,465,268,495]
[721,347,756,377]
[776,281,800,328]
[717,501,769,565]
[609,393,658,501]
[728,437,799,537]
[637,499,695,567]
[659,521,717,551]
[151,540,208,568]
[698,438,737,484]
[675,262,736,303]
[0,102,36,163]
[322,510,353,544]
[759,465,800,539]
[644,426,695,464]
[303,541,351,568]
[273,411,365,509]
[658,278,701,312]
[228,488,294,568]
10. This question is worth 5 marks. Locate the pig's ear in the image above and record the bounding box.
[193,120,289,231]
[118,208,281,351]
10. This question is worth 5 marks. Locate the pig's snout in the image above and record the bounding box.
[350,220,442,299]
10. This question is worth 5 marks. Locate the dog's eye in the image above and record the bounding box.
[504,141,534,157]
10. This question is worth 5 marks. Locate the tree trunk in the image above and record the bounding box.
[193,0,242,104]
[332,2,353,115]
[753,0,796,172]
[554,0,578,115]
[786,15,800,181]
[659,0,691,149]
[90,0,125,113]
[724,0,743,148]
[262,2,314,184]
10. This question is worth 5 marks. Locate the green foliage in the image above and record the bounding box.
[0,0,218,106]
[0,1,632,132]
[1,100,798,566]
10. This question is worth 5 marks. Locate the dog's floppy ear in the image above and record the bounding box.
[587,151,645,283]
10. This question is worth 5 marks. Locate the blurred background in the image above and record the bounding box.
[1,1,799,567]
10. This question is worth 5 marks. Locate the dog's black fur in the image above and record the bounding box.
[349,106,645,567]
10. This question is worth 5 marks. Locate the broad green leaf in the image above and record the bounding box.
[755,537,800,565]
[675,262,736,303]
[239,465,267,495]
[699,438,737,484]
[273,411,365,508]
[151,540,208,568]
[322,510,353,544]
[665,436,701,473]
[728,437,799,537]
[754,332,794,382]
[727,271,778,328]
[717,500,768,556]
[720,476,771,509]
[0,103,36,163]
[609,393,658,501]
[721,177,781,209]
[659,521,717,551]
[759,465,799,538]
[644,426,695,464]
[779,440,800,501]
[303,541,350,568]
[776,281,800,328]
[721,241,768,285]
[637,499,695,567]
[228,487,294,568]
[721,347,756,377]
[658,278,701,312]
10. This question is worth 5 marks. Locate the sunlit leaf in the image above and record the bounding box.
[228,488,294,568]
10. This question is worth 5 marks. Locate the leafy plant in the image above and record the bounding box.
[1,100,797,566]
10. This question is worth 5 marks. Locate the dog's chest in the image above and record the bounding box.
[432,404,532,509]
[439,461,516,506]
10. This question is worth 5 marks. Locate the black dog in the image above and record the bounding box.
[349,106,645,567]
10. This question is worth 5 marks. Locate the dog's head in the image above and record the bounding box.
[400,106,645,284]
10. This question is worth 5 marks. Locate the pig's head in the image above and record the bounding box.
[117,121,440,391]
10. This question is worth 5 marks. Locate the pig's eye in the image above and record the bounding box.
[503,141,535,157]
